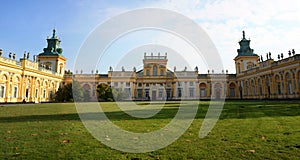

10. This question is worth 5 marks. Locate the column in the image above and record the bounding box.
[207,82,211,98]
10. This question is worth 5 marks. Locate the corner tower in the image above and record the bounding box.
[37,29,66,77]
[234,31,259,75]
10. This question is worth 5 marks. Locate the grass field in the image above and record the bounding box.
[0,101,299,159]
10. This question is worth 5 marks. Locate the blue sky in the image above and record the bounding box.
[1,0,299,73]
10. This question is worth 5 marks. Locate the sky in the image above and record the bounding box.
[0,0,299,74]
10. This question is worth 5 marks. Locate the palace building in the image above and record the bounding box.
[0,30,299,103]
[0,29,66,103]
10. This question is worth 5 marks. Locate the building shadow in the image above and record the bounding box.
[0,101,299,123]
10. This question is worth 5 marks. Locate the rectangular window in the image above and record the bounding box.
[288,81,292,94]
[124,88,131,96]
[189,88,194,97]
[114,82,118,87]
[153,66,157,76]
[178,88,182,97]
[126,82,130,87]
[166,89,171,99]
[0,86,5,98]
[189,82,194,86]
[145,89,149,98]
[159,89,163,97]
[137,89,142,98]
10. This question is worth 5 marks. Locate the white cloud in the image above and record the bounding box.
[137,0,300,72]
[85,0,300,73]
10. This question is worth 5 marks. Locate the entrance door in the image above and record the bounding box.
[216,90,221,99]
[214,83,222,99]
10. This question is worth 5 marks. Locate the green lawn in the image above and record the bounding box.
[0,101,299,159]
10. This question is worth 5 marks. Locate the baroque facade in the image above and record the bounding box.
[1,30,299,103]
[235,31,300,99]
[65,31,300,101]
[0,29,66,103]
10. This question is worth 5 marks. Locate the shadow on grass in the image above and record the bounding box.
[0,102,299,123]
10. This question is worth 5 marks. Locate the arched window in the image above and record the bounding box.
[0,85,5,98]
[35,89,39,98]
[13,77,20,98]
[43,89,46,98]
[0,75,7,98]
[36,80,40,98]
[286,73,292,94]
[266,77,271,97]
[25,88,29,98]
[153,66,157,76]
[43,81,48,98]
[275,75,281,94]
[13,86,18,98]
[160,69,164,76]
[26,79,31,98]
